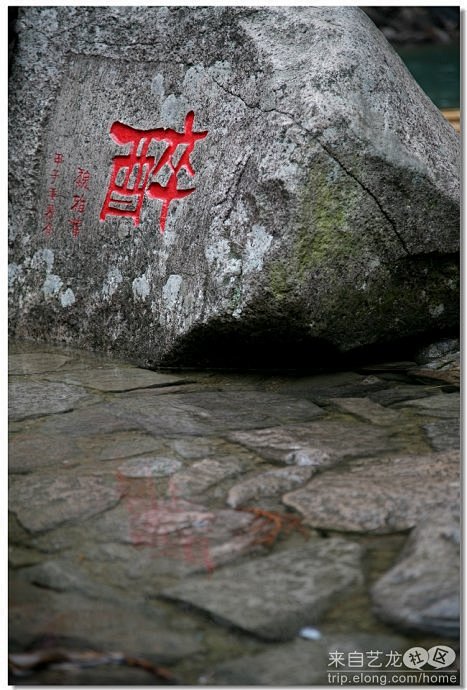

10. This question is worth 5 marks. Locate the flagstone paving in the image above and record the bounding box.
[8,341,460,684]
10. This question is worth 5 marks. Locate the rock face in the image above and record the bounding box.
[9,7,459,367]
[371,508,460,637]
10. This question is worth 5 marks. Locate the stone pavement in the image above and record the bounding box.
[8,340,460,685]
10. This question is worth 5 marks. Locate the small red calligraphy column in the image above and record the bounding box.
[69,166,91,238]
[43,152,64,237]
[100,111,208,234]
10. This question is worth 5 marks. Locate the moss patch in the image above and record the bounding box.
[266,158,369,301]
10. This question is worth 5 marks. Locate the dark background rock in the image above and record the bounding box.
[361,7,460,45]
[8,7,459,368]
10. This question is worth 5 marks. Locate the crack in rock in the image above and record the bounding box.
[210,72,410,255]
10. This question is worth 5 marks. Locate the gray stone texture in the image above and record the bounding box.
[371,508,460,637]
[209,633,407,685]
[423,419,460,451]
[395,391,460,419]
[8,353,72,375]
[9,474,124,533]
[9,380,95,421]
[228,417,417,466]
[106,390,324,436]
[41,366,191,391]
[227,466,315,508]
[9,7,459,367]
[168,458,243,496]
[283,450,459,533]
[162,538,363,640]
[326,396,401,425]
[9,580,203,663]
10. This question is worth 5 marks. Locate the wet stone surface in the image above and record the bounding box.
[283,450,460,533]
[8,342,461,685]
[371,506,461,638]
[162,538,364,640]
[208,632,408,685]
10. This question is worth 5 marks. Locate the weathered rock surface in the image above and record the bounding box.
[229,417,415,466]
[9,7,459,367]
[107,391,324,437]
[9,474,123,533]
[423,419,459,451]
[371,508,460,637]
[283,450,459,533]
[8,352,71,375]
[208,632,407,685]
[9,427,174,474]
[394,392,459,418]
[8,380,94,421]
[169,458,243,496]
[117,456,183,478]
[162,539,363,640]
[9,580,203,663]
[9,344,461,684]
[227,466,315,508]
[41,366,191,391]
[326,396,401,425]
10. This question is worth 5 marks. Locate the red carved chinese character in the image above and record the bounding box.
[75,167,91,191]
[69,217,82,238]
[100,111,208,233]
[43,223,53,237]
[70,194,86,214]
[54,152,64,164]
[49,187,57,201]
[45,204,55,220]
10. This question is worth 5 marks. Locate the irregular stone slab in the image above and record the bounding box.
[9,7,459,368]
[169,458,242,496]
[209,632,407,685]
[92,492,266,576]
[76,430,171,461]
[9,430,82,473]
[9,580,203,662]
[368,384,437,406]
[118,456,183,478]
[9,427,169,473]
[108,391,324,437]
[395,392,459,418]
[36,404,142,437]
[267,371,389,403]
[371,508,460,637]
[8,353,71,375]
[283,451,460,533]
[409,353,460,387]
[229,418,406,465]
[43,366,191,391]
[423,419,459,452]
[9,380,94,421]
[227,466,315,508]
[327,397,401,425]
[18,558,115,600]
[162,538,363,640]
[9,474,123,533]
[409,365,460,387]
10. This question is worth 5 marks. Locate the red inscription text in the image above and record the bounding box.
[100,111,208,233]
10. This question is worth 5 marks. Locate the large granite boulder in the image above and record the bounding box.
[9,7,459,367]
